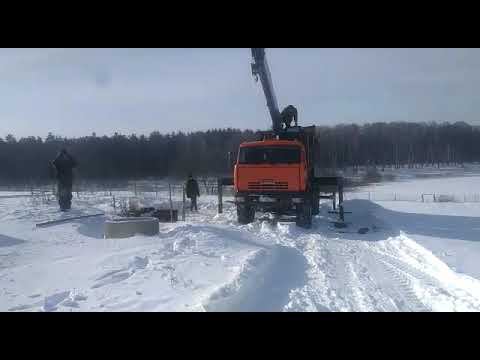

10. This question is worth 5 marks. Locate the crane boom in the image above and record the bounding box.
[251,48,282,134]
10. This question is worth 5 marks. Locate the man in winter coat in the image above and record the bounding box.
[280,104,298,129]
[51,148,78,211]
[185,173,200,212]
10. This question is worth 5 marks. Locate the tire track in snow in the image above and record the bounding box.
[294,234,397,312]
[370,247,446,311]
[373,257,431,311]
[197,201,480,312]
[245,214,480,312]
[203,245,308,312]
[368,237,480,311]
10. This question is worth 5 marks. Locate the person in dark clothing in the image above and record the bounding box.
[51,148,78,211]
[280,105,298,129]
[185,173,200,211]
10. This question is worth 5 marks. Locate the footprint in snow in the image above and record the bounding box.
[73,294,88,301]
[43,291,71,312]
[61,299,80,308]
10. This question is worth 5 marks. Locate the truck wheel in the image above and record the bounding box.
[237,204,255,224]
[296,201,312,228]
[312,194,320,216]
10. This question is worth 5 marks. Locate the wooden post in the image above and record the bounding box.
[338,179,344,222]
[218,178,223,214]
[332,192,336,211]
[169,183,173,222]
[113,195,116,215]
[182,186,186,221]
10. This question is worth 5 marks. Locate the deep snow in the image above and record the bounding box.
[2,173,480,312]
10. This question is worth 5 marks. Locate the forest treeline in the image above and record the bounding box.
[0,121,477,184]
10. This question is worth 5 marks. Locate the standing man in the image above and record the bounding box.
[186,173,200,212]
[280,104,298,129]
[51,148,78,211]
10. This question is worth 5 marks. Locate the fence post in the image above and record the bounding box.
[182,186,186,221]
[113,195,116,215]
[134,182,137,196]
[202,179,208,195]
[368,192,371,201]
[169,183,173,222]
[338,180,344,222]
[394,193,396,201]
[218,178,223,214]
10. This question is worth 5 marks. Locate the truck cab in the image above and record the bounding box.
[234,139,308,193]
[232,127,319,228]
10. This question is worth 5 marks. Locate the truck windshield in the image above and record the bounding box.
[238,146,301,165]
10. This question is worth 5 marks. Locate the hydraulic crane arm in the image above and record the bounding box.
[251,48,282,133]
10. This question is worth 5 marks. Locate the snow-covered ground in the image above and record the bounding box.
[356,175,480,282]
[2,172,480,312]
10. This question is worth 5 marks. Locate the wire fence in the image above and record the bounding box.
[345,191,480,203]
[7,178,480,220]
[0,178,233,197]
[7,179,233,222]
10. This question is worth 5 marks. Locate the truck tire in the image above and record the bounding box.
[296,201,312,228]
[237,204,255,224]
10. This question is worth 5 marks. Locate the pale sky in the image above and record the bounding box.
[1,48,479,139]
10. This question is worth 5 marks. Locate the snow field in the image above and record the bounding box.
[2,173,480,311]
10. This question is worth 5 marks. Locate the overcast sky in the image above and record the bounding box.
[1,48,479,139]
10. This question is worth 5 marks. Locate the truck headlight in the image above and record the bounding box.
[292,198,303,204]
[235,196,245,202]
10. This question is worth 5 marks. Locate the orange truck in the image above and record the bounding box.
[218,48,344,228]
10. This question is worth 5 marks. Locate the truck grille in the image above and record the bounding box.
[247,181,288,191]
